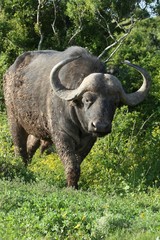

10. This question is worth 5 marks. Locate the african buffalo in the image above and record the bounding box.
[3,46,151,188]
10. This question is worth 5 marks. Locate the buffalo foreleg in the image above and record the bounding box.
[54,133,81,189]
[63,154,81,189]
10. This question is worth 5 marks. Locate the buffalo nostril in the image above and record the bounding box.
[91,122,97,130]
[90,121,111,133]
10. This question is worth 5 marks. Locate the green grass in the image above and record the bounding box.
[0,112,160,239]
[0,179,160,240]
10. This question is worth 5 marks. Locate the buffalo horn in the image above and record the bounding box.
[120,61,151,106]
[50,57,151,105]
[50,56,98,101]
[50,56,85,101]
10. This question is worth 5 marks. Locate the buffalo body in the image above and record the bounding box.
[3,46,150,188]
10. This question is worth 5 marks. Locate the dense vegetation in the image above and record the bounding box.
[0,0,160,239]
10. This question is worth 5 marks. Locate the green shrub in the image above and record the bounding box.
[80,106,160,194]
[29,152,66,188]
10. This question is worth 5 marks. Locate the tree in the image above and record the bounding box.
[0,0,158,110]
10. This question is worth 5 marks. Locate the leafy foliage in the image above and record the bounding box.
[0,0,158,109]
[80,106,160,194]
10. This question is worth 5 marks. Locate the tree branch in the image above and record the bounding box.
[104,39,124,63]
[98,31,129,59]
[51,0,60,45]
[98,17,135,61]
[37,0,44,50]
[68,26,82,45]
[67,9,85,45]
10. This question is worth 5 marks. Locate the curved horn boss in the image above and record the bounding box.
[50,57,151,106]
[50,56,82,101]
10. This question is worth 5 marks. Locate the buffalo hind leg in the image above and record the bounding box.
[9,119,29,165]
[40,140,52,154]
[27,135,40,159]
[27,135,53,158]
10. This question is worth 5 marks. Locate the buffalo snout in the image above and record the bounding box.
[89,120,112,136]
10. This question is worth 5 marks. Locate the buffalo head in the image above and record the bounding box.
[50,57,151,137]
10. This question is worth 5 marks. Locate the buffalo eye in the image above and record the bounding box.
[85,98,92,104]
[85,99,93,109]
[82,94,95,110]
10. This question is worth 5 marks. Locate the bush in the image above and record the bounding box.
[30,152,66,188]
[80,106,160,194]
